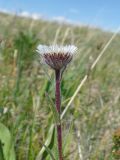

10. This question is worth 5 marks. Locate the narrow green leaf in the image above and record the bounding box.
[36,124,55,160]
[45,92,60,125]
[40,143,55,160]
[63,120,74,153]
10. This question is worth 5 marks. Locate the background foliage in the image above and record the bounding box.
[0,12,120,160]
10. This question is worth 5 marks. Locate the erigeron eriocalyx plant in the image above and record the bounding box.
[37,44,77,160]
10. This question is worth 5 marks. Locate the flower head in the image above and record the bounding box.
[37,45,77,70]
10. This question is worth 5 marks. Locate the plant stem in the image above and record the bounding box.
[55,69,63,160]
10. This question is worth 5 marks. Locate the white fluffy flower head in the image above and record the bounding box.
[37,44,77,70]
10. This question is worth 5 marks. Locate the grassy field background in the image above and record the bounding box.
[0,12,120,160]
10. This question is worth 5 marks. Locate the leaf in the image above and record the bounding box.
[36,124,55,160]
[45,92,60,125]
[0,140,5,160]
[39,143,55,160]
[0,123,16,160]
[63,120,73,151]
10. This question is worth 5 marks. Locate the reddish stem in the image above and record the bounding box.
[55,69,63,160]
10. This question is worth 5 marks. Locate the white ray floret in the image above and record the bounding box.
[36,44,77,70]
[37,45,77,55]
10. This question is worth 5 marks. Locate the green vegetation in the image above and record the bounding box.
[0,12,120,160]
[112,129,120,159]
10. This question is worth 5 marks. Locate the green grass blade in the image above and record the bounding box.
[36,124,55,160]
[40,143,55,160]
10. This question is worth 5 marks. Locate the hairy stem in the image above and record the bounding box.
[55,69,63,160]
